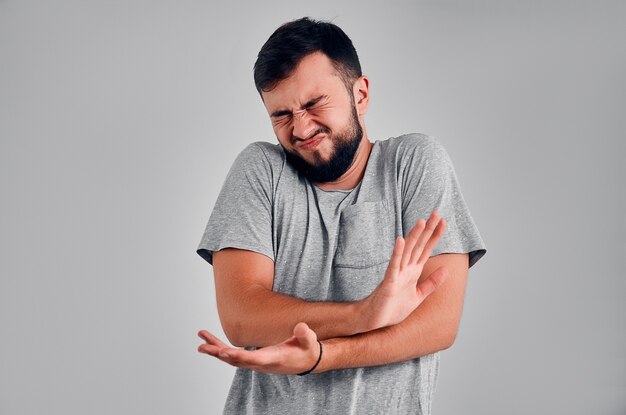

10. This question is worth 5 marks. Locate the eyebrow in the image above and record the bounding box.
[270,95,327,118]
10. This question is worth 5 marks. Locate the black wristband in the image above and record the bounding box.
[296,340,323,376]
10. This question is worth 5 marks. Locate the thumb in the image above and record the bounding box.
[293,322,317,349]
[415,266,449,300]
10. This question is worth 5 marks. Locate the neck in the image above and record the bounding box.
[315,134,373,191]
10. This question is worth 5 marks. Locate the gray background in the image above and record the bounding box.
[1,1,624,414]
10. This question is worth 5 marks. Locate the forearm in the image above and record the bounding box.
[213,249,371,348]
[316,298,455,372]
[220,286,366,347]
[202,253,469,376]
[314,261,467,373]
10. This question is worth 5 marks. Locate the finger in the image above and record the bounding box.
[408,211,441,265]
[293,322,317,349]
[415,266,449,301]
[219,345,278,368]
[197,343,244,366]
[218,347,248,362]
[198,343,222,356]
[214,348,251,367]
[416,218,446,266]
[400,219,426,269]
[197,330,229,349]
[385,236,405,281]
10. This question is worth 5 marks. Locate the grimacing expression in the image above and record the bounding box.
[282,103,363,183]
[261,52,364,183]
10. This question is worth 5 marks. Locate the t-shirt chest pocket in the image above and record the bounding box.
[334,200,395,268]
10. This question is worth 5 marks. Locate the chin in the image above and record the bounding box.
[310,148,336,165]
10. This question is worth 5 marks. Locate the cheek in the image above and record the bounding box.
[314,107,348,130]
[273,127,292,148]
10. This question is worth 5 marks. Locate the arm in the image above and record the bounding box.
[197,251,466,375]
[314,252,468,372]
[212,211,446,348]
[212,247,364,347]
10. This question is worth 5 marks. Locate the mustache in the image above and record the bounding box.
[292,127,330,143]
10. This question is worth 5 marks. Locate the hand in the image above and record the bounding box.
[197,322,322,375]
[358,210,449,331]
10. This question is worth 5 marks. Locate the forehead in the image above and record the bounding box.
[261,52,346,112]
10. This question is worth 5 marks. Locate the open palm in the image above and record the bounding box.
[198,322,322,375]
[360,211,449,331]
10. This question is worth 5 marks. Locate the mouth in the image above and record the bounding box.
[297,134,324,150]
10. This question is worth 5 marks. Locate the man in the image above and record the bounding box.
[195,17,486,414]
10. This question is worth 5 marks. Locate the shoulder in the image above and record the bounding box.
[235,141,284,165]
[379,133,444,154]
[230,141,286,176]
[378,133,449,168]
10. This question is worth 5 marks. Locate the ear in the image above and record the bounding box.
[353,75,370,116]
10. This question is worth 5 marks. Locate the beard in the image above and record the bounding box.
[282,105,363,183]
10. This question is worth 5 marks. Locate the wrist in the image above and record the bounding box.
[353,295,377,333]
[334,300,370,337]
[313,338,340,373]
[297,340,323,376]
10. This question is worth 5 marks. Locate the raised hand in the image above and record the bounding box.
[197,322,323,375]
[358,211,449,331]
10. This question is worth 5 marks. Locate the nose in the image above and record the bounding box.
[291,109,316,141]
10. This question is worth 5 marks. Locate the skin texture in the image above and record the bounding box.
[204,212,447,348]
[199,251,468,374]
[279,94,363,184]
[197,51,470,375]
[264,52,373,191]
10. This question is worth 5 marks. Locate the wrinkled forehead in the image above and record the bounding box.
[261,52,346,113]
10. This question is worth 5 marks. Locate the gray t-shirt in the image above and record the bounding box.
[196,133,486,414]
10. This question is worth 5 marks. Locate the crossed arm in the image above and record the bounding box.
[197,211,469,374]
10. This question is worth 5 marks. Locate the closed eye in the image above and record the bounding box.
[272,115,291,126]
[303,95,326,110]
[270,94,328,121]
[271,110,292,118]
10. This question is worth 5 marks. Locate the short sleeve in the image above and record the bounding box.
[400,135,486,268]
[196,143,275,265]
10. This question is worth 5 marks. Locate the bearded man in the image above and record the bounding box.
[196,16,486,415]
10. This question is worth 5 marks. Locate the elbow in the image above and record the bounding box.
[221,318,246,348]
[442,325,460,350]
[221,315,265,348]
[216,299,254,347]
[441,331,457,350]
[440,313,462,350]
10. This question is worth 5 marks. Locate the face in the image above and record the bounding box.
[261,52,366,183]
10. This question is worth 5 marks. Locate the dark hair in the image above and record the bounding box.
[253,17,362,96]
